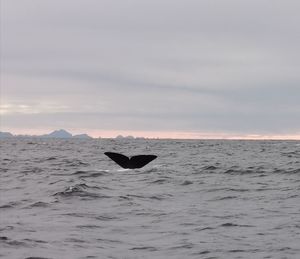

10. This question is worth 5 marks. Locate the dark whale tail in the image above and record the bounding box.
[104,152,157,169]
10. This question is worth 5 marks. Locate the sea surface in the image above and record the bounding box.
[1,139,300,259]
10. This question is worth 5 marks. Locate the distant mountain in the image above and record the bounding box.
[0,132,14,138]
[42,129,73,138]
[0,129,93,139]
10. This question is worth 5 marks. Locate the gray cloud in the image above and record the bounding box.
[1,0,300,137]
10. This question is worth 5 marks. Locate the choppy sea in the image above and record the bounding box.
[1,139,300,259]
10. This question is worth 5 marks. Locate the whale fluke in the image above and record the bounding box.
[104,152,157,169]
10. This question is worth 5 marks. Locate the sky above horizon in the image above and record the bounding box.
[1,0,300,138]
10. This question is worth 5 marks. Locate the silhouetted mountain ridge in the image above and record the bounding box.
[0,129,93,139]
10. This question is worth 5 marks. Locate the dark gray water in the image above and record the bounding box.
[1,139,300,259]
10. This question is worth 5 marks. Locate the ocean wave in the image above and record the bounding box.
[0,236,29,247]
[53,183,110,199]
[24,257,51,259]
[61,159,90,167]
[72,170,109,178]
[202,165,218,171]
[220,223,254,227]
[119,193,172,201]
[148,178,170,184]
[223,168,266,175]
[25,201,50,208]
[21,167,43,174]
[181,180,193,185]
[130,246,158,251]
[1,139,300,259]
[281,151,300,158]
[0,201,21,209]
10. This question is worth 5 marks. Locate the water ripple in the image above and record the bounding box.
[1,139,299,258]
[53,184,110,199]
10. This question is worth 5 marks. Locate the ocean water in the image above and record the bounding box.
[1,139,300,259]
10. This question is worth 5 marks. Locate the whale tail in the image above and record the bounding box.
[104,152,157,169]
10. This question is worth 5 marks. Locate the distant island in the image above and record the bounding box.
[0,129,93,139]
[0,130,148,139]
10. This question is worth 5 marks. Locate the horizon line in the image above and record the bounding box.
[1,128,300,140]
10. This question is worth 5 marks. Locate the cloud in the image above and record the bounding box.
[1,0,300,136]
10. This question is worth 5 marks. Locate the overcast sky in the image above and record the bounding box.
[1,0,300,138]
